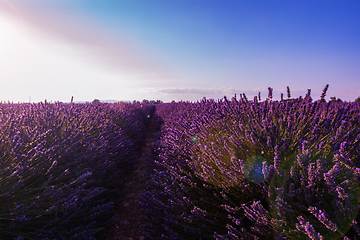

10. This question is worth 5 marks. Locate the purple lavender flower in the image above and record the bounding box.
[308,206,338,232]
[296,215,323,240]
[287,86,291,99]
[320,84,329,102]
[268,87,273,100]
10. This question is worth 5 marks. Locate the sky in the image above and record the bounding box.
[0,0,359,103]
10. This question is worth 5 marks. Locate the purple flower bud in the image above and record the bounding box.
[267,136,272,148]
[296,215,323,240]
[320,84,329,101]
[228,214,241,225]
[287,86,291,99]
[308,206,338,232]
[336,186,348,200]
[268,87,273,100]
[302,140,309,153]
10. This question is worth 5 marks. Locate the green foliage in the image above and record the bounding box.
[330,97,343,102]
[269,140,359,239]
[141,99,163,104]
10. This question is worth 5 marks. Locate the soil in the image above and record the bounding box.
[105,111,157,240]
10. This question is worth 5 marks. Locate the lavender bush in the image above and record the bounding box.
[142,86,360,239]
[0,101,150,239]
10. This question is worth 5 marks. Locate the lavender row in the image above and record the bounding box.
[0,101,151,239]
[142,88,360,239]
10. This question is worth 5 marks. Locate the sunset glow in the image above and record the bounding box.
[1,0,359,102]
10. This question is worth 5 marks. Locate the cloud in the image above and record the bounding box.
[155,86,327,102]
[159,88,225,95]
[0,0,181,85]
[157,87,257,101]
[157,87,267,97]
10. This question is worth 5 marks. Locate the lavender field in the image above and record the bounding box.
[1,86,360,239]
[141,87,360,240]
[0,101,153,239]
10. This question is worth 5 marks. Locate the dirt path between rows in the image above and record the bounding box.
[106,109,157,240]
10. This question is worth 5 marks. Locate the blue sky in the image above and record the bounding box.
[0,0,359,102]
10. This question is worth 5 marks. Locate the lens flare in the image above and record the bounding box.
[0,0,28,76]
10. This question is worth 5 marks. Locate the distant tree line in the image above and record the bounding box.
[91,99,164,104]
[132,99,163,104]
[92,88,360,105]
